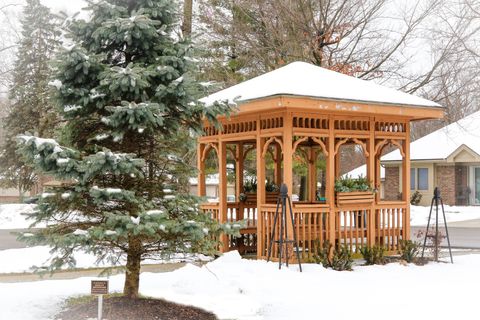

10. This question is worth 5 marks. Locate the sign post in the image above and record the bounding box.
[91,280,109,320]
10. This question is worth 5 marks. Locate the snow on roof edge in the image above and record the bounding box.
[200,61,442,109]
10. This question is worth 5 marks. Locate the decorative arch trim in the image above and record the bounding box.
[334,138,369,157]
[293,136,329,156]
[201,143,219,162]
[375,139,405,158]
[262,137,283,159]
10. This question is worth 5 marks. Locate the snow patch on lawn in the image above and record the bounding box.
[0,204,39,229]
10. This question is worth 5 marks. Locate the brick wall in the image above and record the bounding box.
[436,166,455,205]
[384,166,400,200]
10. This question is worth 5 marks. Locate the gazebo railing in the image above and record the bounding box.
[375,203,407,252]
[202,201,408,259]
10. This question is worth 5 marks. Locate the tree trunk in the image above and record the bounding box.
[123,237,142,298]
[182,0,193,36]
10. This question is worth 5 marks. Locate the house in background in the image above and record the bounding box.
[382,110,480,206]
[189,174,236,202]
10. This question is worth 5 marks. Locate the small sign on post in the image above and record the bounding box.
[91,280,109,320]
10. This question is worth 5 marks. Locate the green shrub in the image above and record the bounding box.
[360,245,387,265]
[410,191,422,205]
[334,175,373,192]
[398,240,419,263]
[312,240,353,271]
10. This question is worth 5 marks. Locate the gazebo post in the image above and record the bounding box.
[256,134,266,256]
[403,122,411,240]
[282,112,294,261]
[367,118,376,246]
[327,118,336,247]
[197,143,206,197]
[218,141,229,252]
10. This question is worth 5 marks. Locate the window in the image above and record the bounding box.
[410,168,416,190]
[417,168,429,190]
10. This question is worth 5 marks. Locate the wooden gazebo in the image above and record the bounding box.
[197,62,444,261]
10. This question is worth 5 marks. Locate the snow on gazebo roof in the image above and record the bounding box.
[383,110,480,162]
[201,61,442,108]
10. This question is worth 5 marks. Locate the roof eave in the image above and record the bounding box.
[233,94,444,120]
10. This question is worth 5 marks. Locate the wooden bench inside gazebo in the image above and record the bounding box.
[197,62,444,261]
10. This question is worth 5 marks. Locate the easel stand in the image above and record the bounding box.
[421,187,453,263]
[267,184,302,271]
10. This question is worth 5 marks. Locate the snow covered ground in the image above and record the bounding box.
[0,251,478,320]
[410,205,480,226]
[0,204,39,229]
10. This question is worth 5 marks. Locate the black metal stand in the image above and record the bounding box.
[266,184,302,271]
[421,187,453,263]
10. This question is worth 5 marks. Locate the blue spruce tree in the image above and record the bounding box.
[17,0,232,298]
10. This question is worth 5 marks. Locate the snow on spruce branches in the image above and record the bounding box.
[16,0,234,298]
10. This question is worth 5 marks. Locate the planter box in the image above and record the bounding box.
[336,191,374,206]
[243,192,279,204]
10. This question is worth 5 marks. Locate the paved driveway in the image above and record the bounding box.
[411,219,480,249]
[0,229,30,250]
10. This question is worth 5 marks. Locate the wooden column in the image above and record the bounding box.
[218,141,229,251]
[256,121,265,256]
[403,122,411,240]
[197,143,206,197]
[375,154,381,203]
[368,117,376,246]
[282,111,294,262]
[327,117,336,245]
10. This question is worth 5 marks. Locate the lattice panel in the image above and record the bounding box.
[260,117,283,130]
[223,120,257,134]
[293,117,329,129]
[203,119,257,136]
[334,119,369,131]
[203,126,219,136]
[375,121,406,133]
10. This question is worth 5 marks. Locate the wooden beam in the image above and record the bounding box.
[327,116,336,247]
[236,142,244,222]
[368,117,376,246]
[218,141,229,252]
[236,142,244,201]
[403,123,411,240]
[256,117,265,257]
[282,111,294,262]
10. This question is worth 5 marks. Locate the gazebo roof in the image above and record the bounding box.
[201,61,442,109]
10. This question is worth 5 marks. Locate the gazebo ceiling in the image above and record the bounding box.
[201,61,443,116]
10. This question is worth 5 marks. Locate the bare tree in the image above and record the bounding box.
[197,0,449,85]
[0,3,21,92]
[410,0,480,139]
